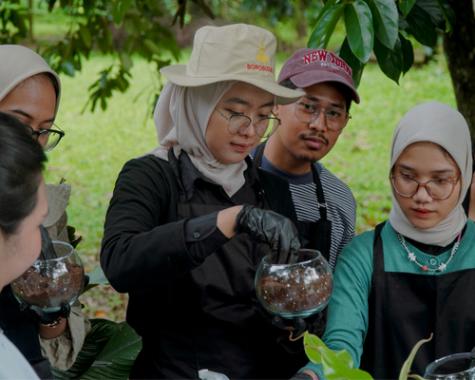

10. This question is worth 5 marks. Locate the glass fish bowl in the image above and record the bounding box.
[425,352,475,380]
[255,248,333,319]
[11,240,85,313]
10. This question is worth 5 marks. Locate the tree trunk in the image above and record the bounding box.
[443,0,475,147]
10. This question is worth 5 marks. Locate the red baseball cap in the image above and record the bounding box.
[278,48,360,104]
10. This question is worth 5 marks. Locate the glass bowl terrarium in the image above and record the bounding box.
[255,248,333,319]
[11,240,85,313]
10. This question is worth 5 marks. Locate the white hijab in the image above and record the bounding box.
[0,45,61,113]
[151,81,251,197]
[389,101,472,246]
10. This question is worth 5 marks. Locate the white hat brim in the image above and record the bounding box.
[161,64,303,104]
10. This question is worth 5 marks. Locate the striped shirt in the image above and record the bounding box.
[260,157,356,269]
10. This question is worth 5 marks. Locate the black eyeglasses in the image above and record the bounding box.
[30,125,65,151]
[215,109,280,137]
[391,174,460,200]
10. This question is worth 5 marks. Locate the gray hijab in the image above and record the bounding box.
[151,81,252,197]
[388,101,472,246]
[0,45,61,113]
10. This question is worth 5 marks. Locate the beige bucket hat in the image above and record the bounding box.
[160,24,303,104]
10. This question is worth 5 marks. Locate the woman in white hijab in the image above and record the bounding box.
[101,24,308,379]
[0,45,88,377]
[299,101,475,380]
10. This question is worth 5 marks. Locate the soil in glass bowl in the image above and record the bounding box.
[255,249,333,319]
[11,241,84,312]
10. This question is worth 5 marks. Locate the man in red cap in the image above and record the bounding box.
[254,48,359,276]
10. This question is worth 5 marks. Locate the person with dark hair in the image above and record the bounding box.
[100,24,309,379]
[298,102,475,379]
[252,49,359,339]
[0,45,88,377]
[0,112,48,379]
[255,48,359,271]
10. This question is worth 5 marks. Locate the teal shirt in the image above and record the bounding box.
[304,220,475,378]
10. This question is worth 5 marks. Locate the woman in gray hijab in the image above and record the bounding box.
[0,44,88,377]
[299,101,475,380]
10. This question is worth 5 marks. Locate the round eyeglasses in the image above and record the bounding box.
[294,101,349,131]
[391,174,460,200]
[215,109,280,137]
[30,125,65,151]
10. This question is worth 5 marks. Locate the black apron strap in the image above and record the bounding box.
[253,141,266,168]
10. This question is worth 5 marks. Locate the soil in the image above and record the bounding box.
[257,267,332,315]
[11,263,84,309]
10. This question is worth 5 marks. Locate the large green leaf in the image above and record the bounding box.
[374,37,403,84]
[53,319,142,380]
[339,38,365,87]
[303,332,373,380]
[308,0,345,49]
[405,4,438,47]
[366,0,398,49]
[344,0,374,63]
[399,0,417,16]
[399,33,414,74]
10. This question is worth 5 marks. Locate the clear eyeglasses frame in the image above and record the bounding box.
[30,124,65,151]
[390,174,460,200]
[215,109,281,137]
[293,101,350,132]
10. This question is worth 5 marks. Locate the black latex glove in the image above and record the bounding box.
[236,205,301,264]
[33,302,71,325]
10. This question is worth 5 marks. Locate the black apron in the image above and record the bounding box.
[361,223,475,379]
[131,151,307,379]
[253,142,332,261]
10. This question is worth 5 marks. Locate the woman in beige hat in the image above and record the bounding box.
[0,45,88,377]
[101,24,309,378]
[0,113,47,380]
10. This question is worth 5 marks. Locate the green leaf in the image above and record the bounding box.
[61,61,76,76]
[398,334,433,380]
[374,37,402,84]
[416,0,446,28]
[143,39,162,55]
[112,0,133,25]
[303,332,373,380]
[399,0,417,16]
[79,24,92,49]
[366,0,399,49]
[405,4,438,47]
[52,319,142,380]
[344,0,374,63]
[435,0,455,32]
[308,0,345,49]
[399,33,414,73]
[339,38,365,87]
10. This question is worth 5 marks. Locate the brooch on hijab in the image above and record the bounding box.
[397,232,462,272]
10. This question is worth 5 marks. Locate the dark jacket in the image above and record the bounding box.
[101,153,305,379]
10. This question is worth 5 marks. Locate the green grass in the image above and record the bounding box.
[43,53,454,320]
